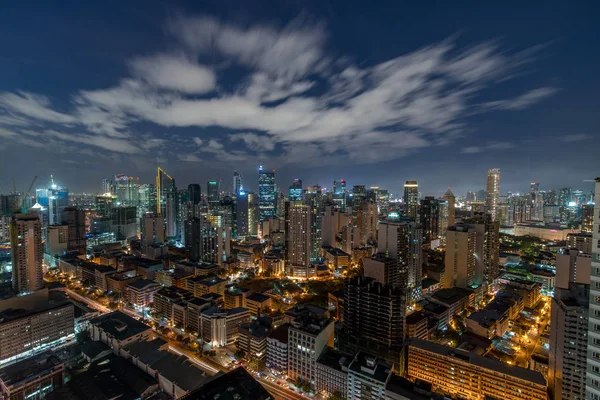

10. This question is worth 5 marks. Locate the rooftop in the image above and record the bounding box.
[0,351,62,388]
[430,287,473,305]
[268,323,290,344]
[89,311,151,341]
[127,279,160,290]
[180,367,271,400]
[317,347,352,372]
[202,307,250,317]
[408,338,546,386]
[150,352,209,391]
[189,276,227,286]
[385,374,431,400]
[325,247,350,257]
[246,293,270,303]
[348,351,392,384]
[421,277,439,289]
[406,311,428,325]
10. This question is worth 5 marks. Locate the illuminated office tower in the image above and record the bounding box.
[11,212,43,294]
[284,201,311,269]
[258,166,275,222]
[288,179,303,201]
[114,174,139,206]
[305,185,324,259]
[586,178,600,399]
[444,188,455,227]
[233,170,243,195]
[485,168,500,220]
[188,184,201,205]
[236,191,258,237]
[102,177,114,194]
[352,185,367,208]
[332,180,347,211]
[403,181,419,219]
[207,181,220,204]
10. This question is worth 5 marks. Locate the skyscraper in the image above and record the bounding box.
[332,180,346,211]
[582,203,594,233]
[236,191,257,237]
[184,217,202,261]
[378,221,423,300]
[586,178,600,399]
[284,201,311,269]
[188,184,201,205]
[258,166,275,222]
[530,182,544,221]
[485,168,500,220]
[61,207,86,254]
[233,171,243,195]
[444,225,477,289]
[403,181,419,219]
[444,188,455,227]
[419,197,440,242]
[10,212,43,294]
[288,179,303,201]
[207,181,220,204]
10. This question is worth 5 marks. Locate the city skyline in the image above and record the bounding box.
[0,1,598,195]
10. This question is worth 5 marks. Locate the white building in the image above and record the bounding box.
[347,352,392,400]
[586,178,600,399]
[288,315,334,387]
[267,323,290,373]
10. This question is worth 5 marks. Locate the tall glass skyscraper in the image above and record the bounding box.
[207,181,220,204]
[288,179,303,201]
[258,166,275,222]
[485,168,500,220]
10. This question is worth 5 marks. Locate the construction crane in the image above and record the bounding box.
[20,176,37,211]
[12,176,37,212]
[156,167,174,215]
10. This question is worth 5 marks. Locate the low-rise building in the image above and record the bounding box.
[155,268,194,289]
[106,272,140,295]
[88,311,152,353]
[267,323,290,373]
[0,352,64,400]
[405,311,429,340]
[126,279,161,307]
[324,247,351,269]
[200,307,251,347]
[347,352,392,400]
[429,287,474,324]
[407,338,547,400]
[224,286,249,309]
[288,314,334,387]
[316,348,352,399]
[238,317,272,368]
[180,366,271,400]
[246,293,272,317]
[260,255,285,275]
[193,262,219,277]
[186,276,227,298]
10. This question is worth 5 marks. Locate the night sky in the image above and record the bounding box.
[0,0,598,197]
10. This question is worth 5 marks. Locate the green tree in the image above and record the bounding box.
[328,391,344,400]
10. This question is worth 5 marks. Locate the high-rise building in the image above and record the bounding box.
[114,174,139,207]
[60,207,86,253]
[486,168,500,220]
[207,181,220,204]
[10,213,43,294]
[233,171,243,195]
[187,184,201,205]
[419,197,440,242]
[354,201,378,247]
[466,191,476,203]
[550,246,591,400]
[236,191,257,237]
[378,221,423,300]
[347,353,392,400]
[184,218,202,261]
[141,214,165,253]
[110,206,137,241]
[333,180,347,211]
[582,203,594,233]
[321,206,349,248]
[444,188,455,227]
[549,283,589,400]
[530,182,544,221]
[586,178,600,399]
[258,166,275,223]
[305,185,324,259]
[343,276,406,348]
[476,189,486,202]
[444,225,477,289]
[403,181,419,219]
[288,179,303,201]
[287,314,334,388]
[284,201,311,269]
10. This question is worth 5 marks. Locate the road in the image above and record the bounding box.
[65,288,111,313]
[256,377,308,400]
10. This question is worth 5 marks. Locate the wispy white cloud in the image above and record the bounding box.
[179,153,202,162]
[562,133,591,142]
[0,14,555,167]
[129,54,216,94]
